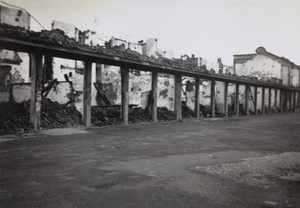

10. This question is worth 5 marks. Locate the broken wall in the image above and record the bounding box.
[0,5,30,29]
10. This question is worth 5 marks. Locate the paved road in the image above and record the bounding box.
[0,113,300,208]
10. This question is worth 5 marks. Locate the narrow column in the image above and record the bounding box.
[224,81,229,117]
[83,61,92,128]
[268,88,272,114]
[210,79,216,118]
[280,90,283,112]
[254,86,258,115]
[293,91,296,112]
[30,53,43,131]
[262,87,265,114]
[284,90,288,112]
[151,71,158,122]
[121,66,129,125]
[245,84,249,115]
[195,77,200,119]
[289,91,292,111]
[174,74,182,121]
[298,92,300,112]
[274,89,278,113]
[234,83,240,116]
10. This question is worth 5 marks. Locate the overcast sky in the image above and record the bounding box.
[3,0,300,66]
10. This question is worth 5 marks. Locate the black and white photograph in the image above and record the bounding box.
[0,0,300,207]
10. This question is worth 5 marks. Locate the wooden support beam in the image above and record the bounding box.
[268,88,272,114]
[174,74,182,121]
[224,81,229,117]
[151,71,158,122]
[293,91,296,112]
[210,79,216,118]
[274,89,278,113]
[195,77,200,119]
[83,61,92,128]
[121,66,129,125]
[289,91,292,111]
[254,86,258,115]
[298,92,300,112]
[284,90,288,112]
[234,83,239,116]
[30,53,43,132]
[280,90,283,112]
[262,87,265,114]
[245,84,249,115]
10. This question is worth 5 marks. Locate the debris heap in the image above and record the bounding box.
[0,99,82,135]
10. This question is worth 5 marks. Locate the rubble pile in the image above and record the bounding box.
[0,99,82,135]
[41,99,82,128]
[0,100,32,134]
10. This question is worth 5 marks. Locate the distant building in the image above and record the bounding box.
[234,47,300,87]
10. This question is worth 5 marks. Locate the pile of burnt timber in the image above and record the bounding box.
[0,99,82,135]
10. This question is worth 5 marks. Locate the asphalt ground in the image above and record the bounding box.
[0,113,300,208]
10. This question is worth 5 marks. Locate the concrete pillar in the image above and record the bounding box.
[195,77,200,119]
[83,61,92,128]
[174,74,182,121]
[268,88,272,114]
[30,53,43,132]
[121,66,129,125]
[245,84,249,115]
[254,86,258,115]
[234,83,240,116]
[262,87,265,114]
[210,79,216,118]
[224,81,229,117]
[151,71,158,122]
[274,89,278,113]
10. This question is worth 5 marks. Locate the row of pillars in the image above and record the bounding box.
[29,54,300,131]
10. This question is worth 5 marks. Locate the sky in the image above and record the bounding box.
[2,0,300,66]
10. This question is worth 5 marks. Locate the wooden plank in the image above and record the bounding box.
[254,86,258,115]
[211,79,216,118]
[262,87,265,114]
[174,74,182,121]
[274,89,278,113]
[195,77,200,119]
[30,53,43,132]
[83,61,92,128]
[245,84,249,115]
[121,66,129,125]
[268,88,272,114]
[151,71,158,122]
[224,81,229,117]
[234,83,239,116]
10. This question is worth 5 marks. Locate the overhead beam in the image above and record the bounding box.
[30,53,43,132]
[83,61,92,128]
